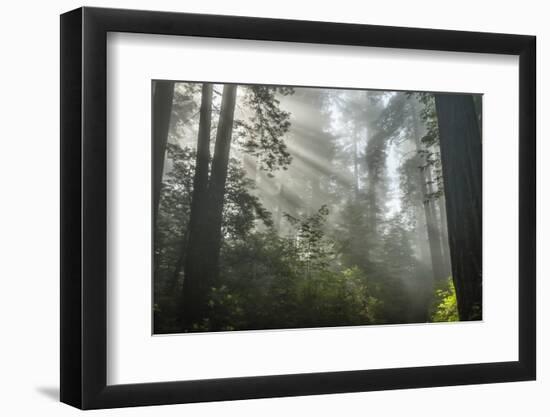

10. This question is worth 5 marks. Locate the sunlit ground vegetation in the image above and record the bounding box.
[153,82,481,333]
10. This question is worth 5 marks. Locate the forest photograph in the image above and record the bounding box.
[152,80,482,334]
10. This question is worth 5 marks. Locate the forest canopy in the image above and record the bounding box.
[152,81,482,334]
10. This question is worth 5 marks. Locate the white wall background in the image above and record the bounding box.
[0,0,545,415]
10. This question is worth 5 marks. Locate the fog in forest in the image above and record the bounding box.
[153,81,482,334]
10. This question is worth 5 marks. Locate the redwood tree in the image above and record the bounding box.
[179,84,292,329]
[410,98,446,282]
[435,94,482,320]
[178,84,214,325]
[152,81,175,225]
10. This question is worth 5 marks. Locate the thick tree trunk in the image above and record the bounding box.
[181,84,238,328]
[435,94,482,321]
[152,81,175,225]
[411,101,446,282]
[180,83,214,327]
[204,83,238,274]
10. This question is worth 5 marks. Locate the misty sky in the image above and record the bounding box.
[170,84,406,232]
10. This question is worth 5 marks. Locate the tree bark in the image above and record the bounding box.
[435,94,482,321]
[204,84,238,275]
[152,81,175,226]
[180,83,214,327]
[411,100,446,282]
[422,162,446,281]
[436,194,452,277]
[415,205,430,263]
[353,135,359,199]
[181,84,237,328]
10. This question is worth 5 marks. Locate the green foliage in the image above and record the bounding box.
[334,198,371,269]
[154,83,470,334]
[431,277,459,322]
[223,157,273,240]
[413,92,445,200]
[203,230,379,331]
[234,85,294,173]
[283,205,334,272]
[153,147,274,333]
[154,144,195,296]
[168,205,381,332]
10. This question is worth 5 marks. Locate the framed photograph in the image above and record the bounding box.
[60,6,536,409]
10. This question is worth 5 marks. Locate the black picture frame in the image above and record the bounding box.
[60,6,536,410]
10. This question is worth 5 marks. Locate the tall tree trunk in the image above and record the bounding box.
[415,204,430,263]
[275,184,284,232]
[180,83,214,327]
[353,135,359,199]
[423,163,446,281]
[181,84,238,328]
[437,194,452,277]
[435,94,482,321]
[152,81,175,226]
[411,100,446,282]
[205,83,238,275]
